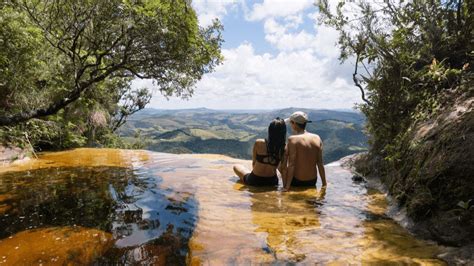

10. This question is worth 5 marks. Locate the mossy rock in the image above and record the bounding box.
[354,96,474,246]
[406,186,434,220]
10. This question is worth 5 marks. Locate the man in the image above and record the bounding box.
[282,111,327,192]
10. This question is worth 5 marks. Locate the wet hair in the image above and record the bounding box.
[266,117,287,163]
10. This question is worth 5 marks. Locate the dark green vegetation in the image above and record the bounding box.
[318,0,473,246]
[0,0,222,150]
[119,108,367,163]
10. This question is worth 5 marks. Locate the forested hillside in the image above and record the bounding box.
[119,108,367,163]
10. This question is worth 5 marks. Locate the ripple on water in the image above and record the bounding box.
[0,148,447,264]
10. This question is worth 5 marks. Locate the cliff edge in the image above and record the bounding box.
[352,94,473,248]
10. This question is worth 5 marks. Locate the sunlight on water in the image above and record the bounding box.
[0,148,445,264]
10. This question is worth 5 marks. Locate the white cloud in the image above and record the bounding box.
[132,0,361,110]
[284,14,304,29]
[263,18,285,35]
[263,16,340,58]
[235,1,341,59]
[265,27,314,52]
[246,0,314,21]
[192,0,241,26]
[142,43,361,110]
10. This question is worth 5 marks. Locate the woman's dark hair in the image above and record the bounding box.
[266,117,286,163]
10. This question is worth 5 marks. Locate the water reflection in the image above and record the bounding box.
[0,165,198,264]
[234,162,445,264]
[360,188,444,265]
[246,186,327,262]
[0,149,449,264]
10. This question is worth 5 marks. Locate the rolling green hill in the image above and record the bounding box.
[119,108,367,163]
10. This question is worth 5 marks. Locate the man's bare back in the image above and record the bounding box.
[288,133,322,179]
[282,111,327,191]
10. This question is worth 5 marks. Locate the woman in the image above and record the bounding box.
[233,118,287,186]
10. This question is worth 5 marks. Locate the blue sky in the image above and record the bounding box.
[134,0,362,110]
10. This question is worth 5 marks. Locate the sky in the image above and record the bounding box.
[132,0,362,110]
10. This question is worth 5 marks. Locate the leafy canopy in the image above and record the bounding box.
[0,0,223,126]
[317,0,473,157]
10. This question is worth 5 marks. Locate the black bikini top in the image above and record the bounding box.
[255,140,280,166]
[256,153,279,166]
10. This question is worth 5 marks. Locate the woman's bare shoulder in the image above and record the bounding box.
[254,139,266,150]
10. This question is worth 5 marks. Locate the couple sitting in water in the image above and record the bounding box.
[233,111,327,192]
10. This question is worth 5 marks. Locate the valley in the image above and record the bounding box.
[119,108,367,163]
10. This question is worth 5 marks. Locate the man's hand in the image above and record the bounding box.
[317,161,326,189]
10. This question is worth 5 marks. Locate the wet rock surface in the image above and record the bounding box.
[0,226,113,265]
[0,146,28,166]
[0,148,459,264]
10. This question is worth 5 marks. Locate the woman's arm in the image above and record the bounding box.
[252,141,257,168]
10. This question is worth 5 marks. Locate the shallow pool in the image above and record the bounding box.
[0,148,445,264]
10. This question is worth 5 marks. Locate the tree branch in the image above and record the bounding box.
[0,62,126,126]
[353,53,373,106]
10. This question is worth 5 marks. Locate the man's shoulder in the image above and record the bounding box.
[287,135,299,142]
[289,132,321,139]
[288,134,306,145]
[306,132,321,140]
[289,132,322,145]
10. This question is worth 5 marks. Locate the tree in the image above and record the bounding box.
[109,84,152,132]
[317,0,473,156]
[0,0,223,126]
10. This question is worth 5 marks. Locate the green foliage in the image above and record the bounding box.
[457,200,473,210]
[0,4,59,114]
[317,0,473,161]
[0,0,223,150]
[319,1,474,225]
[0,0,223,122]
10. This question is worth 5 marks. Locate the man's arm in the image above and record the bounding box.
[284,139,296,191]
[317,141,327,187]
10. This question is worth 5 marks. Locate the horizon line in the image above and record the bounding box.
[143,107,360,111]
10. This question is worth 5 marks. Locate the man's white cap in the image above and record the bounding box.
[285,111,312,124]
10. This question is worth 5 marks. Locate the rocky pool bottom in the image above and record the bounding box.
[0,148,457,264]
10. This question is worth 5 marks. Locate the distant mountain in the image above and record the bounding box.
[120,108,368,163]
